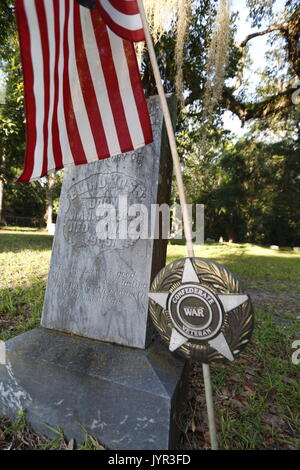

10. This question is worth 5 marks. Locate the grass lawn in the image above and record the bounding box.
[0,230,299,450]
[0,231,53,341]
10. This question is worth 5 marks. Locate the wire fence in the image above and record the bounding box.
[0,214,45,228]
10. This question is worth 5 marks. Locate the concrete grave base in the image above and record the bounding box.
[0,328,188,450]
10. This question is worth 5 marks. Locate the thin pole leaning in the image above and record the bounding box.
[136,0,218,450]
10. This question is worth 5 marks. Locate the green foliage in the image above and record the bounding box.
[0,1,15,64]
[246,0,276,27]
[0,3,60,223]
[0,32,24,180]
[182,129,300,245]
[246,0,299,27]
[0,4,47,221]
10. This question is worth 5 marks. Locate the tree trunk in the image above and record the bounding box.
[45,173,55,232]
[0,179,3,224]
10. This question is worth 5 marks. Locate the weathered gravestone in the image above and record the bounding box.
[0,97,188,450]
[41,98,171,348]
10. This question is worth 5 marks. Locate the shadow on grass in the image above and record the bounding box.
[0,233,53,253]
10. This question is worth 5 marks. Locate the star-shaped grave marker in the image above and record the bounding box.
[149,258,249,361]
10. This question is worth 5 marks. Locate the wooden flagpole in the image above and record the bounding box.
[136,0,218,451]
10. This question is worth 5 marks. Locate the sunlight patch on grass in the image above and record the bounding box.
[167,243,300,286]
[0,226,40,233]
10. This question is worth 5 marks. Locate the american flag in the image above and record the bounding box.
[15,0,152,182]
[95,0,145,42]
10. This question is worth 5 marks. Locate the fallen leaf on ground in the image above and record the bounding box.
[261,413,285,428]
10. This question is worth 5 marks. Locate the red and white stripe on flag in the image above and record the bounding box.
[15,0,152,182]
[95,0,145,42]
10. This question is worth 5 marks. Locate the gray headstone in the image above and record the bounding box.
[0,328,188,450]
[41,96,174,349]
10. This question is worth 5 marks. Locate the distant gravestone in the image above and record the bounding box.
[47,223,56,235]
[42,96,173,349]
[270,245,280,250]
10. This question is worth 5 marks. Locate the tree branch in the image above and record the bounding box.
[239,7,300,78]
[240,22,289,48]
[218,7,300,122]
[187,87,295,124]
[221,87,296,124]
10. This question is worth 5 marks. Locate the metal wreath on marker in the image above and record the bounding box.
[149,258,254,363]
